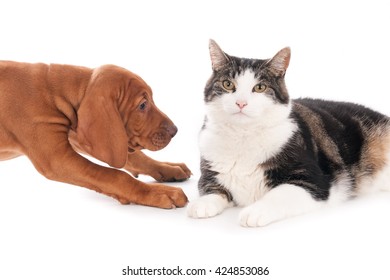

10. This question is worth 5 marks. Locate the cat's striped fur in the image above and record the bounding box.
[187,40,390,227]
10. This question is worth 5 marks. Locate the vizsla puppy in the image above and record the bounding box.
[0,61,191,208]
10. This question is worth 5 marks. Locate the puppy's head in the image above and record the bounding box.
[77,65,177,168]
[121,71,177,152]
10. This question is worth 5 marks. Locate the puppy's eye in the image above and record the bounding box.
[222,80,235,91]
[139,101,147,111]
[253,83,267,93]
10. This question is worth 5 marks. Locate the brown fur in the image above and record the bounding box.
[358,126,390,179]
[0,61,191,208]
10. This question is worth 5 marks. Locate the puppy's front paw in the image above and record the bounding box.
[187,194,229,218]
[138,184,188,209]
[154,162,192,182]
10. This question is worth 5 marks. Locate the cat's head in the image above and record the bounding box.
[204,39,291,127]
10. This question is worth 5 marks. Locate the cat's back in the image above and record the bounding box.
[290,98,390,195]
[292,98,389,130]
[291,97,390,162]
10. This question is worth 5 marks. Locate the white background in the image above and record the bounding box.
[1,0,390,279]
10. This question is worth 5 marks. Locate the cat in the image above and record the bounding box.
[187,39,390,227]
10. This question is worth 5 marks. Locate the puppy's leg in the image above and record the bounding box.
[125,151,192,182]
[27,131,188,208]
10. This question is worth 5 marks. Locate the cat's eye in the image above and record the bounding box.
[253,83,267,93]
[222,80,235,91]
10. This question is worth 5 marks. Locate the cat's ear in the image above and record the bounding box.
[267,47,291,76]
[209,39,230,71]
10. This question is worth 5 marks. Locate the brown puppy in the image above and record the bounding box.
[0,61,191,208]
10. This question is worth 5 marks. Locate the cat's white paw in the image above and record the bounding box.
[239,202,282,227]
[187,194,229,218]
[239,185,325,227]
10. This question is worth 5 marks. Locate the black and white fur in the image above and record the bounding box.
[187,40,390,227]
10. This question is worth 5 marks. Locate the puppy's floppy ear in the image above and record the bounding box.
[77,66,128,168]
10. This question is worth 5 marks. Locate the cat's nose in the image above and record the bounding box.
[236,101,248,110]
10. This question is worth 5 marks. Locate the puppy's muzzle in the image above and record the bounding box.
[151,122,177,149]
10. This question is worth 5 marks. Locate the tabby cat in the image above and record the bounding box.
[187,39,390,227]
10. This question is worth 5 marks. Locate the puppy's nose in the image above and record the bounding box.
[161,121,178,137]
[167,124,178,137]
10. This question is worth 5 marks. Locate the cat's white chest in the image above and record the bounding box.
[199,122,294,206]
[218,160,267,207]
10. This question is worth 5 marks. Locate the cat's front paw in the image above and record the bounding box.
[239,203,281,227]
[187,194,229,218]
